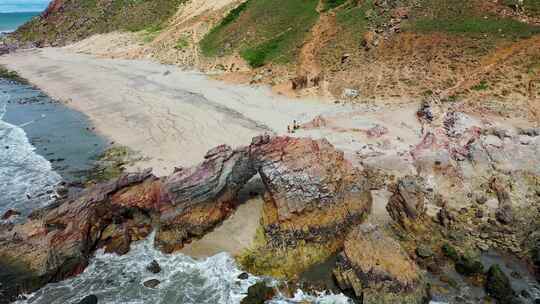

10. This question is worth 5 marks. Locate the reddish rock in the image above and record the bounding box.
[0,136,373,300]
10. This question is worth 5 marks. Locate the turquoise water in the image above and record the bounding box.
[0,12,40,33]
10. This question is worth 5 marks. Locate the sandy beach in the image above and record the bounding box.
[0,48,342,176]
[0,47,423,256]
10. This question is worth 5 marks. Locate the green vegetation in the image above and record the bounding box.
[86,146,140,183]
[174,37,190,50]
[16,0,185,45]
[200,0,319,67]
[141,24,163,43]
[321,0,348,11]
[0,66,28,84]
[236,226,340,278]
[472,80,489,91]
[405,0,540,39]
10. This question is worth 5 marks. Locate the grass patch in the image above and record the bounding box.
[200,0,319,66]
[240,33,287,68]
[141,24,163,43]
[174,37,189,50]
[472,80,489,91]
[321,0,348,11]
[0,66,28,84]
[15,0,185,45]
[405,0,540,39]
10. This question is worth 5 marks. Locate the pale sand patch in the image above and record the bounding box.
[180,197,263,258]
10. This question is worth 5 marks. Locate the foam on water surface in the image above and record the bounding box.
[18,234,352,304]
[0,86,61,216]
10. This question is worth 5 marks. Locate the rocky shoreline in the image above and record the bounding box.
[1,97,539,303]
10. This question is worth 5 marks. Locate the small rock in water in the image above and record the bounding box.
[146,260,161,274]
[1,209,21,220]
[77,295,98,304]
[143,279,160,288]
[485,264,515,303]
[238,272,249,280]
[241,282,275,304]
[520,289,531,298]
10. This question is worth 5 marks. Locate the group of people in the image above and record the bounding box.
[287,120,301,133]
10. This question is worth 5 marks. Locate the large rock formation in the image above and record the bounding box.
[252,136,372,247]
[155,144,255,253]
[0,136,373,301]
[333,224,427,304]
[0,170,159,303]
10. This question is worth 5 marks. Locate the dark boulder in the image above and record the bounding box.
[240,282,275,304]
[485,265,515,304]
[146,260,161,274]
[143,279,160,288]
[78,295,98,304]
[238,272,249,280]
[455,254,484,276]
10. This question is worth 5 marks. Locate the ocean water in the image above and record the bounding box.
[17,233,353,304]
[0,12,40,33]
[0,78,107,217]
[0,79,61,216]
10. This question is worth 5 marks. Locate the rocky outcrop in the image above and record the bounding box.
[252,136,372,247]
[0,136,373,301]
[0,170,158,303]
[386,176,428,230]
[155,144,255,253]
[333,224,427,304]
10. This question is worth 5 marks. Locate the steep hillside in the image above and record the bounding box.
[9,0,540,121]
[13,0,185,46]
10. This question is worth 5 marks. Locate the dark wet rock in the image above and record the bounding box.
[240,282,275,304]
[442,243,459,261]
[143,279,160,288]
[77,295,98,304]
[485,265,515,304]
[146,260,161,274]
[416,245,434,259]
[436,204,455,228]
[386,175,427,230]
[1,209,21,221]
[520,289,531,298]
[238,272,249,280]
[455,254,484,276]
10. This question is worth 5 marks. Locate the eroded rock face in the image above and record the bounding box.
[386,176,428,230]
[155,144,255,253]
[252,136,372,247]
[0,170,159,303]
[333,224,426,304]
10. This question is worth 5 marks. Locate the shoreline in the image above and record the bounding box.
[0,47,344,177]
